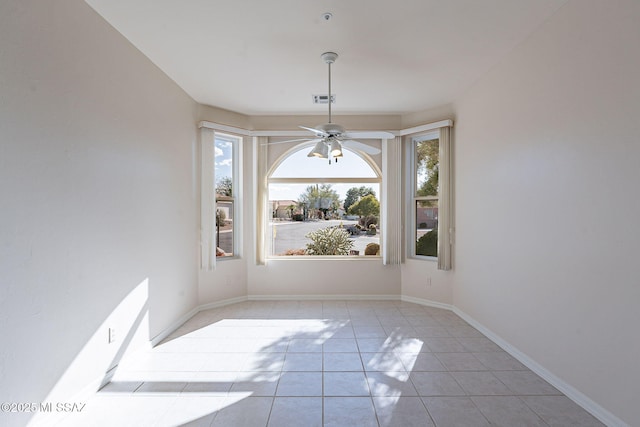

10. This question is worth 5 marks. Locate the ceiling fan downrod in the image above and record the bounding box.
[321,52,338,124]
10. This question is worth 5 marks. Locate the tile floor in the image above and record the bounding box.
[57,300,604,426]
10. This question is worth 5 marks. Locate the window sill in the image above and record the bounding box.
[410,255,438,262]
[267,256,382,261]
[216,255,239,261]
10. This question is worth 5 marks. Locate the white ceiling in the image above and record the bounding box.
[86,0,567,116]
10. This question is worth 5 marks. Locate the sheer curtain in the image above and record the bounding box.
[437,126,453,270]
[199,126,216,270]
[254,136,269,265]
[382,136,402,265]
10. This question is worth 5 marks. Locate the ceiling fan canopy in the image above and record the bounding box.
[273,52,394,164]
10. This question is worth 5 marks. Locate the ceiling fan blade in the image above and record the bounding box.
[344,131,395,139]
[299,125,326,136]
[265,138,319,145]
[341,139,382,155]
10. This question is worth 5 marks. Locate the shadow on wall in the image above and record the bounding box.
[28,279,151,427]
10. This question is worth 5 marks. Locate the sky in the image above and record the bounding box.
[214,137,233,184]
[269,147,379,201]
[215,137,381,202]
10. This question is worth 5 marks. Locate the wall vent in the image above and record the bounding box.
[312,94,335,104]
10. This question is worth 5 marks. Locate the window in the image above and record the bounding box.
[214,133,239,257]
[411,134,440,258]
[267,145,382,257]
[407,125,453,269]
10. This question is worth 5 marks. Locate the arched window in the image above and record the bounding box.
[267,144,382,257]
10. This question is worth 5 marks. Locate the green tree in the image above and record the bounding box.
[216,176,233,196]
[348,194,380,218]
[298,184,341,219]
[343,186,376,213]
[416,139,439,197]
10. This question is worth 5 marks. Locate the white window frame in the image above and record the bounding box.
[214,132,242,260]
[407,130,440,261]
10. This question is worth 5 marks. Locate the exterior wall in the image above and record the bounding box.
[416,207,438,229]
[271,200,299,219]
[452,1,640,425]
[0,1,199,426]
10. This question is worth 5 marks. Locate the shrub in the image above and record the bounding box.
[416,228,438,257]
[358,215,378,228]
[292,213,304,221]
[305,227,354,256]
[364,243,380,255]
[366,224,377,235]
[419,222,427,229]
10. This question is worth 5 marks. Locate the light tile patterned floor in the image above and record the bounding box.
[57,300,604,426]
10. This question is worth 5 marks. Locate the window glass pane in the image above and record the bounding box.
[415,199,438,257]
[268,182,381,256]
[214,132,238,258]
[415,138,439,197]
[216,199,233,256]
[271,147,378,178]
[215,135,234,196]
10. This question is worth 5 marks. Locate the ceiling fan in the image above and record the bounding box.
[274,52,395,164]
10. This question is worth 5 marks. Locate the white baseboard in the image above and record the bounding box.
[151,296,248,346]
[400,295,453,311]
[452,307,628,427]
[248,294,401,301]
[199,296,248,311]
[150,306,199,347]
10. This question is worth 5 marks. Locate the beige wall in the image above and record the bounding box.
[247,260,401,298]
[0,1,199,425]
[401,260,454,306]
[452,0,640,425]
[401,104,456,129]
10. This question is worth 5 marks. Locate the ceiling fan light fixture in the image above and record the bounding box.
[330,139,343,157]
[308,140,328,158]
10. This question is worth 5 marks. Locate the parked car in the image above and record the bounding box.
[344,224,360,235]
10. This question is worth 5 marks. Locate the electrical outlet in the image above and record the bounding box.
[108,328,116,343]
